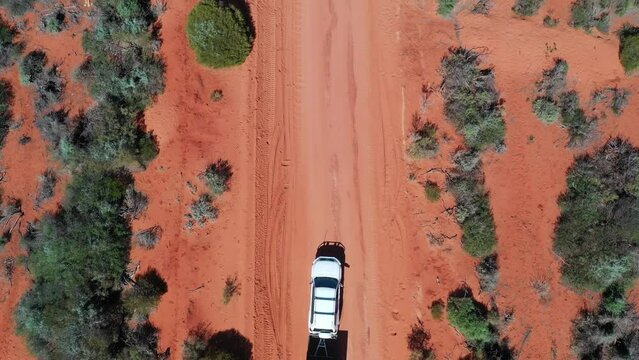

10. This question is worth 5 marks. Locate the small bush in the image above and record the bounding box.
[187,0,254,68]
[476,254,499,294]
[554,138,639,291]
[19,50,47,85]
[570,0,611,33]
[223,275,240,304]
[591,87,631,115]
[447,293,493,345]
[533,97,560,123]
[0,0,35,16]
[0,231,10,249]
[409,122,439,159]
[558,91,596,146]
[135,225,162,249]
[614,0,639,15]
[187,194,218,228]
[40,8,67,33]
[472,0,492,14]
[531,278,551,302]
[203,159,233,196]
[536,59,568,98]
[407,319,435,360]
[601,283,628,316]
[424,181,441,202]
[453,149,481,172]
[0,17,23,70]
[543,15,559,27]
[183,327,253,360]
[430,300,445,320]
[440,48,506,151]
[619,26,639,74]
[122,268,168,317]
[211,89,224,102]
[122,185,148,219]
[35,168,57,208]
[0,80,14,149]
[437,0,458,16]
[512,0,545,16]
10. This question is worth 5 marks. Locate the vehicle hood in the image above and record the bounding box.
[311,257,341,280]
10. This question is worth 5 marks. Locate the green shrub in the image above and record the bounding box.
[409,122,439,159]
[543,15,559,27]
[430,300,445,320]
[554,138,639,291]
[536,59,568,98]
[223,275,240,304]
[35,168,57,208]
[203,159,233,196]
[0,80,13,149]
[570,0,610,33]
[187,194,218,228]
[187,0,254,68]
[533,97,560,123]
[40,8,67,33]
[558,91,596,146]
[0,0,36,16]
[437,0,458,16]
[449,175,497,258]
[440,48,505,151]
[591,87,631,115]
[0,17,23,70]
[512,0,544,16]
[476,254,499,293]
[447,294,493,345]
[122,268,168,317]
[424,181,441,202]
[619,26,639,74]
[614,0,639,15]
[19,50,47,84]
[407,319,435,360]
[183,327,253,360]
[211,89,224,102]
[601,283,628,316]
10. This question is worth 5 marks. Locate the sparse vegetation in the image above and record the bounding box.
[440,48,506,151]
[543,15,559,27]
[187,194,218,228]
[19,50,46,85]
[20,50,65,113]
[536,59,568,98]
[183,326,253,360]
[558,91,597,147]
[223,275,240,304]
[531,278,551,302]
[35,169,57,208]
[203,159,233,196]
[533,97,560,123]
[431,300,445,320]
[472,0,492,14]
[0,17,23,71]
[591,87,630,115]
[447,293,492,345]
[122,268,168,318]
[0,80,14,149]
[122,184,148,219]
[476,254,499,294]
[512,0,545,17]
[0,0,36,16]
[407,319,435,360]
[187,0,254,68]
[554,138,639,291]
[424,181,441,202]
[40,7,67,33]
[570,0,611,33]
[409,121,439,159]
[135,225,162,249]
[619,26,639,74]
[211,89,224,102]
[437,0,458,17]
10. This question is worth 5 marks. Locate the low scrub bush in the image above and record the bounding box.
[187,0,254,68]
[558,91,596,147]
[135,225,162,249]
[476,254,499,294]
[203,159,233,196]
[619,26,639,74]
[512,0,544,16]
[533,97,560,123]
[536,59,568,98]
[424,181,441,202]
[554,138,639,291]
[409,121,439,159]
[187,194,218,228]
[19,50,47,85]
[223,275,240,304]
[34,66,65,113]
[0,17,23,70]
[437,0,458,16]
[430,300,445,320]
[0,0,35,16]
[0,80,14,149]
[40,7,67,33]
[407,319,435,360]
[572,288,639,359]
[440,48,505,151]
[183,326,253,360]
[591,87,631,115]
[448,174,497,258]
[570,0,611,33]
[472,0,492,15]
[122,184,148,219]
[543,15,559,27]
[35,168,57,208]
[122,268,168,317]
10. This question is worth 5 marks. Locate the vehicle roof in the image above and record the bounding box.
[311,286,337,331]
[311,257,342,280]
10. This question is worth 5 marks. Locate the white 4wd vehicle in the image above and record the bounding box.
[308,256,342,339]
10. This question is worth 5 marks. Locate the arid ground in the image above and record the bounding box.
[0,0,638,359]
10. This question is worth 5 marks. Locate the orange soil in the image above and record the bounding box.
[0,0,638,360]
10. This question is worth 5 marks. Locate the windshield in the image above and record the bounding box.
[314,277,338,289]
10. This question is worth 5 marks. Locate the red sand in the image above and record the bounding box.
[1,0,639,359]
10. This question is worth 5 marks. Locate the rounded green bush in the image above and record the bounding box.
[447,296,492,344]
[620,27,639,74]
[187,0,254,68]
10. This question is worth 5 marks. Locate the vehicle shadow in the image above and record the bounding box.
[306,331,348,359]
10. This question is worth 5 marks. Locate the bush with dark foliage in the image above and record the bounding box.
[407,319,435,360]
[512,0,544,16]
[0,0,36,16]
[183,326,253,360]
[0,17,23,70]
[554,138,639,291]
[0,80,13,149]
